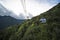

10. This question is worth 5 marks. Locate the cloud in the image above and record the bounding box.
[35,0,60,3]
[0,0,60,19]
[0,3,25,19]
[18,13,25,19]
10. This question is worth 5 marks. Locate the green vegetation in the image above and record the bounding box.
[0,16,24,29]
[0,3,60,40]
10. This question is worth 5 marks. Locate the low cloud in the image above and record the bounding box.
[0,0,60,19]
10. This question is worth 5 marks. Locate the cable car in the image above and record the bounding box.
[40,18,46,23]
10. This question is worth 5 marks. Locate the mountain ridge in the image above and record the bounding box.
[0,3,60,40]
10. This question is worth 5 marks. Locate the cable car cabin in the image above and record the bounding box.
[40,18,46,23]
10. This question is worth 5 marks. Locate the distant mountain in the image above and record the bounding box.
[0,16,24,29]
[0,3,60,40]
[0,3,25,29]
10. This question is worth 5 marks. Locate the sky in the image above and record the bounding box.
[0,0,60,19]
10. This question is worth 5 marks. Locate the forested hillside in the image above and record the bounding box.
[0,3,60,40]
[0,16,24,29]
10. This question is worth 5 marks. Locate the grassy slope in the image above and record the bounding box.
[0,3,60,40]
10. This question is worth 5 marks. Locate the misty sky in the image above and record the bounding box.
[0,0,60,19]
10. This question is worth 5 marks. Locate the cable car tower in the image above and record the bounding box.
[21,0,29,19]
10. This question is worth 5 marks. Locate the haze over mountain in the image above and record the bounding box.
[0,3,60,40]
[0,0,60,19]
[0,3,33,19]
[0,4,25,29]
[0,3,12,16]
[0,3,26,19]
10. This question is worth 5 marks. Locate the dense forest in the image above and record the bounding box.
[0,3,60,40]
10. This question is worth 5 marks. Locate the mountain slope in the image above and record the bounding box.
[0,16,24,29]
[0,3,60,40]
